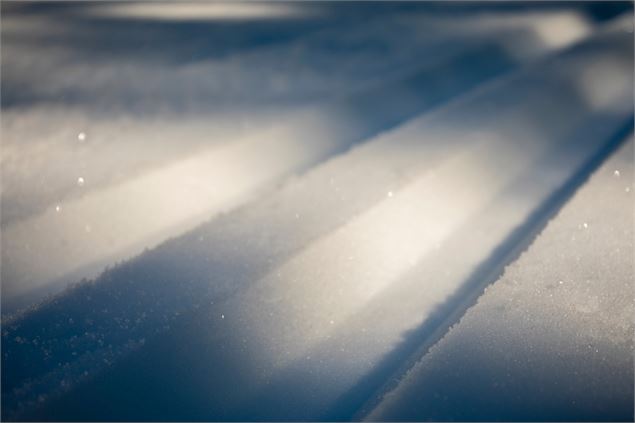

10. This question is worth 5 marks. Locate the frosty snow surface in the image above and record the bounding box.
[1,2,633,421]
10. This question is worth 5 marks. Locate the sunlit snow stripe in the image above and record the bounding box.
[11,18,631,422]
[79,2,318,21]
[1,17,587,307]
[362,138,635,421]
[4,10,630,422]
[158,22,632,421]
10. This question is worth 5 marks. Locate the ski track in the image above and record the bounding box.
[2,11,633,420]
[2,4,633,421]
[363,137,635,421]
[1,6,594,311]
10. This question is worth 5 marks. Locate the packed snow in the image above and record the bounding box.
[366,137,634,422]
[2,4,596,312]
[2,7,632,420]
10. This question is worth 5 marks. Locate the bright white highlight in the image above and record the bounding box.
[82,2,316,21]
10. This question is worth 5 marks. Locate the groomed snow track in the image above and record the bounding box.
[1,3,633,421]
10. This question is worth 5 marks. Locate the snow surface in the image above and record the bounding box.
[2,4,596,311]
[365,137,634,422]
[2,10,632,420]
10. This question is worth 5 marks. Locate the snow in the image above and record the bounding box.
[2,11,632,420]
[365,139,634,422]
[2,5,594,311]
